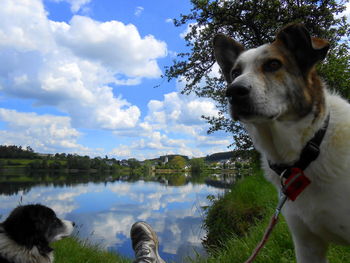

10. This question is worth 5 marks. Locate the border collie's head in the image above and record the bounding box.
[0,204,74,255]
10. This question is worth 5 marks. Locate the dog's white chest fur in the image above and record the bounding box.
[0,233,54,263]
[257,93,350,243]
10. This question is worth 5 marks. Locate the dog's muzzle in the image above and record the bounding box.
[225,83,253,120]
[226,83,251,104]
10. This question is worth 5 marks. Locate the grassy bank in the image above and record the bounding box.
[53,237,131,263]
[198,171,350,263]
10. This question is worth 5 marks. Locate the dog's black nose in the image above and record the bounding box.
[72,222,76,227]
[226,84,251,104]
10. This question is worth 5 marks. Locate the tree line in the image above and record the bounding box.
[27,155,120,171]
[0,145,38,159]
[0,145,122,171]
[0,144,244,173]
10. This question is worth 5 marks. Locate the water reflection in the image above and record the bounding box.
[0,171,225,262]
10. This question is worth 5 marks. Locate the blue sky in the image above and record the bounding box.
[2,1,348,160]
[0,0,233,160]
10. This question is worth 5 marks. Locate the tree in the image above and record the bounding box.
[318,44,350,100]
[168,156,187,169]
[190,158,206,173]
[0,145,38,159]
[128,158,141,170]
[165,0,349,149]
[142,160,153,176]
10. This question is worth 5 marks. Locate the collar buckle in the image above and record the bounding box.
[282,167,311,201]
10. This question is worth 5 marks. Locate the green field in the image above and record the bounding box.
[0,158,67,168]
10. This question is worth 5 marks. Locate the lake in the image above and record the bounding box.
[0,171,227,262]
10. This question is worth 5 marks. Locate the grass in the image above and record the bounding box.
[1,159,33,168]
[202,169,276,250]
[52,237,132,263]
[0,158,67,168]
[197,172,350,263]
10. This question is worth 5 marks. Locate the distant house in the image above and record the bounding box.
[105,160,114,166]
[120,159,129,166]
[236,156,250,164]
[159,155,169,165]
[216,159,234,169]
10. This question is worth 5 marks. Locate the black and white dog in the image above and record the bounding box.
[0,204,74,263]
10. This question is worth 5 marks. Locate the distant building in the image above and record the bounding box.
[159,155,169,165]
[120,159,129,166]
[105,160,114,166]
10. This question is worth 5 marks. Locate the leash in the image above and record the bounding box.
[244,192,287,263]
[244,114,330,262]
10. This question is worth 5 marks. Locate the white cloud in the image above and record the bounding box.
[110,133,190,160]
[134,6,144,17]
[180,22,208,40]
[52,16,167,78]
[0,0,53,52]
[145,91,219,129]
[0,108,88,153]
[50,0,92,13]
[0,0,167,131]
[108,84,231,160]
[110,126,209,160]
[0,0,232,157]
[165,18,173,23]
[109,145,132,158]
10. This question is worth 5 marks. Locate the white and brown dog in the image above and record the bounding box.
[214,23,350,263]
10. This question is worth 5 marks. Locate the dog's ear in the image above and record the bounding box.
[213,34,244,83]
[276,23,329,72]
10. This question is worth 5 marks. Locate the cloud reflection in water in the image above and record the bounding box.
[0,180,224,262]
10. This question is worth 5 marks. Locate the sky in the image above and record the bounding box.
[1,1,349,161]
[0,0,232,160]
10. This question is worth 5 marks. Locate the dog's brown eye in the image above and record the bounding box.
[231,68,241,80]
[263,59,282,72]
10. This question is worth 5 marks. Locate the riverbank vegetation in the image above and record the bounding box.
[200,171,350,263]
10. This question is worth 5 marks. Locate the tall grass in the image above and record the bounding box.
[52,237,131,263]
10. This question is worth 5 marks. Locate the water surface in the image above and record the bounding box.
[0,172,225,262]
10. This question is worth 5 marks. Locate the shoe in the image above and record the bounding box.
[130,221,166,263]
